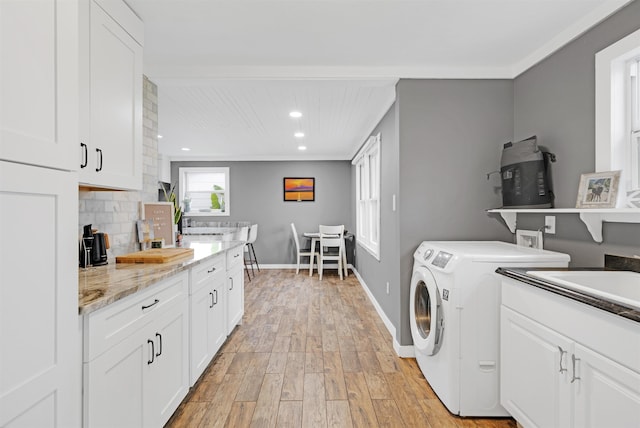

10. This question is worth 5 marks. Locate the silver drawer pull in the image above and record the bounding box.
[558,346,567,373]
[571,354,581,383]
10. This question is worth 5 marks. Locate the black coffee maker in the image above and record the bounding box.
[80,224,108,267]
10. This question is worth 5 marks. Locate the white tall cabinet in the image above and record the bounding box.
[0,1,81,427]
[79,0,143,190]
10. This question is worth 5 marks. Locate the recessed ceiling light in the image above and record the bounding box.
[289,111,302,118]
[294,132,305,138]
[298,145,307,151]
[157,134,163,139]
[181,147,191,151]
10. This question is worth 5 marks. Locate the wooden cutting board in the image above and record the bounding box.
[116,248,195,264]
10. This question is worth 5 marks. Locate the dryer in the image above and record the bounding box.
[410,241,570,417]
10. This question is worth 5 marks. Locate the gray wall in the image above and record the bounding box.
[171,160,353,265]
[513,0,640,266]
[352,102,402,336]
[355,79,514,346]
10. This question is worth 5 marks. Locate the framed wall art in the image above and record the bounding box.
[575,170,621,208]
[283,177,315,201]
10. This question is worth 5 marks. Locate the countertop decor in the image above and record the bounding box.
[79,240,244,315]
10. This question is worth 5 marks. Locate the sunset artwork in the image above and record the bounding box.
[283,177,315,201]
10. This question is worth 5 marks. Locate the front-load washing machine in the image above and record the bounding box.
[410,241,570,417]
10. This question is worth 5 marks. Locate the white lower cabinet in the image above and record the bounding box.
[226,246,245,334]
[189,255,227,385]
[83,272,189,428]
[501,278,640,428]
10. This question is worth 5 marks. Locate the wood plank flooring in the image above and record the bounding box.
[166,269,516,428]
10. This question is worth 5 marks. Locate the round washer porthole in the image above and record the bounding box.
[410,268,444,356]
[414,281,432,339]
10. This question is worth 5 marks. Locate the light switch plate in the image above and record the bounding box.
[545,216,556,234]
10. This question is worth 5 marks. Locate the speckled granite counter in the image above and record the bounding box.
[497,267,640,323]
[79,240,244,315]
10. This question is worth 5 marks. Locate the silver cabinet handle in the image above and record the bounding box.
[558,346,567,373]
[571,354,581,383]
[209,292,214,308]
[229,277,234,290]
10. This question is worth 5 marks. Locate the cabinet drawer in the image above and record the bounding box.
[190,254,225,294]
[83,271,188,362]
[226,245,244,269]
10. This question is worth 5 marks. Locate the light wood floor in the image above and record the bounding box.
[166,269,516,428]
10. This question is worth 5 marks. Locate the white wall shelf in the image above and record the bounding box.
[487,208,640,243]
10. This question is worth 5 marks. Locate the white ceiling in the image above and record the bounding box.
[126,0,632,161]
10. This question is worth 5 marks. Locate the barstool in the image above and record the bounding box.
[244,224,259,276]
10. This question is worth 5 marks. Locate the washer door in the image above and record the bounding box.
[410,267,444,356]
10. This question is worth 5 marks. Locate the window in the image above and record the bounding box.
[595,27,640,199]
[179,167,230,216]
[353,133,380,259]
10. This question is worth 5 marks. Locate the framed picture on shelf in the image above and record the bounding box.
[516,229,543,249]
[283,177,315,201]
[575,170,621,209]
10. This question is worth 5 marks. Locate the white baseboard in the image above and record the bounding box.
[350,268,415,358]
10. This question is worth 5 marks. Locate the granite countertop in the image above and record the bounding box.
[78,240,245,315]
[497,266,640,323]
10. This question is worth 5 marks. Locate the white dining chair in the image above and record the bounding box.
[318,224,344,280]
[244,224,259,276]
[234,226,252,281]
[291,223,317,276]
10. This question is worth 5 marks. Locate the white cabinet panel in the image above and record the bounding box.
[146,302,189,428]
[0,0,78,170]
[573,343,640,428]
[227,263,244,335]
[0,161,79,427]
[189,256,228,385]
[79,0,142,190]
[501,307,572,428]
[83,273,189,428]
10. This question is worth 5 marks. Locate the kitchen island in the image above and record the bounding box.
[79,239,246,428]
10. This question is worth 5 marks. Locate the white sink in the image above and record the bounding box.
[526,270,640,311]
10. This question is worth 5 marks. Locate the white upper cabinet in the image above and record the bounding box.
[0,0,78,170]
[79,0,143,190]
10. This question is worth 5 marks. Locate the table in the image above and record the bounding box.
[303,232,349,278]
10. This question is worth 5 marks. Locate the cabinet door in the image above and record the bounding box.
[190,280,228,385]
[83,328,147,428]
[145,299,189,428]
[79,1,142,190]
[226,264,244,335]
[0,0,77,170]
[573,343,640,428]
[0,162,80,427]
[500,306,572,428]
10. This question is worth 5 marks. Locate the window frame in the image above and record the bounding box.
[179,167,230,216]
[595,27,640,202]
[353,133,381,259]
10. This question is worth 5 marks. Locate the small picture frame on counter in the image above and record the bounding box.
[516,229,543,249]
[575,170,621,209]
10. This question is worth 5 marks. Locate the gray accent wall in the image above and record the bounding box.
[513,0,640,266]
[171,161,353,265]
[355,79,514,347]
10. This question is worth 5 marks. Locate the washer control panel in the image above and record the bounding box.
[422,248,434,261]
[431,251,453,268]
